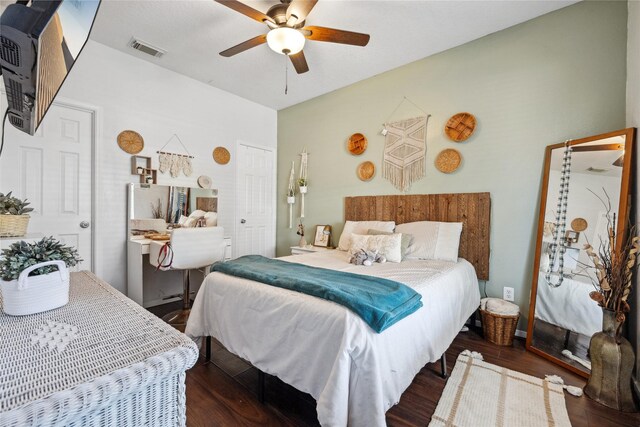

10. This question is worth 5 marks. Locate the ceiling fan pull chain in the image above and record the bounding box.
[285,54,289,95]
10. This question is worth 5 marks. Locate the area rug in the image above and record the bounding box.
[429,351,572,427]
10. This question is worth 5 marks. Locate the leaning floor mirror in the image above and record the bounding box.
[526,128,635,377]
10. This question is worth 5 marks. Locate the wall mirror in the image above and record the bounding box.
[127,184,218,236]
[526,128,635,377]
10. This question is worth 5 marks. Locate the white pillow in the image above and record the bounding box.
[204,212,218,227]
[349,233,402,263]
[338,220,395,251]
[395,221,463,262]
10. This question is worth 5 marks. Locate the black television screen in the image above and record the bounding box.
[0,0,101,135]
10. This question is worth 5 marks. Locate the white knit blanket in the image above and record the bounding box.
[0,271,198,424]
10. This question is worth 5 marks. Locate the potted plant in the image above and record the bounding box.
[583,207,638,412]
[298,178,308,194]
[287,188,296,204]
[0,192,34,237]
[0,237,82,316]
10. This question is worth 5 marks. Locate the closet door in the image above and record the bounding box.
[235,142,275,258]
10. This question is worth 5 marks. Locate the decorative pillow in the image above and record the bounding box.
[204,212,218,227]
[395,221,463,262]
[367,229,414,260]
[349,233,402,263]
[337,220,395,251]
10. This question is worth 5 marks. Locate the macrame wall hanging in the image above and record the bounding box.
[157,134,194,178]
[381,97,431,192]
[286,161,296,229]
[298,148,308,219]
[545,140,572,288]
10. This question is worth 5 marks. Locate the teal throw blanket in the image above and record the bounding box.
[211,255,423,333]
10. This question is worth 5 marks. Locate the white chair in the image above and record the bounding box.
[150,226,226,331]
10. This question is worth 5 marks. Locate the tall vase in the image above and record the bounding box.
[584,308,637,412]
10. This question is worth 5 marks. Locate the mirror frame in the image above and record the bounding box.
[525,127,636,378]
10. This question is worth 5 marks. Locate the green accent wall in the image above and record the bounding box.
[276,1,628,326]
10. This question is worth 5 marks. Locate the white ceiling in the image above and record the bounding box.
[87,0,577,110]
[550,136,626,177]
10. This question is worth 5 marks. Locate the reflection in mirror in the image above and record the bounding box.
[128,184,218,237]
[527,129,634,377]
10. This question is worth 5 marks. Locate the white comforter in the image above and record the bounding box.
[535,272,602,337]
[186,251,480,427]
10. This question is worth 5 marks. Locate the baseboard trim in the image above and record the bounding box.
[473,319,527,339]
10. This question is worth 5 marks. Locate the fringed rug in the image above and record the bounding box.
[383,116,428,192]
[429,351,572,427]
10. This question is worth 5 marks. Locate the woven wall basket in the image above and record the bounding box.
[0,260,70,316]
[213,147,231,165]
[435,149,462,173]
[445,112,476,142]
[0,214,30,237]
[357,161,375,181]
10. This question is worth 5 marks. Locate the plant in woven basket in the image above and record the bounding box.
[0,192,34,215]
[0,237,82,281]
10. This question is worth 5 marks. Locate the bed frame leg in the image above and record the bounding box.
[563,329,571,349]
[440,353,448,379]
[205,336,211,362]
[258,370,266,403]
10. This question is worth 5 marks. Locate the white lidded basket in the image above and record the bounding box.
[1,260,70,316]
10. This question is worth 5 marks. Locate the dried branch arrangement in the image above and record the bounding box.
[584,192,639,338]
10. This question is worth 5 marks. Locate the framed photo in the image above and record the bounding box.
[313,225,332,247]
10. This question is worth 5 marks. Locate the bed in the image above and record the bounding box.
[186,193,491,426]
[535,272,602,337]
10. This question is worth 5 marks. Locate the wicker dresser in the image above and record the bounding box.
[0,271,199,427]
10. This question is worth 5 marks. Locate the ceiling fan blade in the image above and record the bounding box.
[214,0,274,25]
[219,34,267,57]
[613,155,624,167]
[286,0,318,25]
[289,51,309,74]
[302,26,370,46]
[571,143,624,152]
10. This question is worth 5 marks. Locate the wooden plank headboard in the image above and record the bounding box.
[344,193,491,280]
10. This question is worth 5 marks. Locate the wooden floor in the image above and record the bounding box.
[181,326,640,427]
[149,302,639,426]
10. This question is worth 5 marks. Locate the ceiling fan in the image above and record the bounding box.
[571,143,625,167]
[215,0,370,74]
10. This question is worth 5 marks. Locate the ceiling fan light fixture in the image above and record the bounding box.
[267,27,305,55]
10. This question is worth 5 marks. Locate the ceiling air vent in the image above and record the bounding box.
[128,38,166,58]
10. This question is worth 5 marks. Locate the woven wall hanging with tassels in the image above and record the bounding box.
[383,115,429,192]
[381,97,430,192]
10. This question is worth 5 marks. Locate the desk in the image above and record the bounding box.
[0,271,198,426]
[128,237,232,307]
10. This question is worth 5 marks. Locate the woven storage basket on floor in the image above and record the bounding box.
[0,214,29,237]
[480,309,520,346]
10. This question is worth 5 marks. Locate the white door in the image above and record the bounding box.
[0,102,94,270]
[236,143,275,258]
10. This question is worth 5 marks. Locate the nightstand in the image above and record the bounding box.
[290,245,335,255]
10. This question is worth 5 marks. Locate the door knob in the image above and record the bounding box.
[240,219,246,224]
[80,221,90,229]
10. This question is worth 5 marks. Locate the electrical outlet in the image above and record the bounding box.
[503,287,515,302]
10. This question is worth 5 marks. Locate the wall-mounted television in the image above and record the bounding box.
[0,0,101,135]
